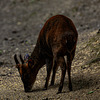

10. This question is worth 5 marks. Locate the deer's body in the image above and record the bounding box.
[14,15,78,93]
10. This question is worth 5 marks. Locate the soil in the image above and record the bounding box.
[0,0,100,99]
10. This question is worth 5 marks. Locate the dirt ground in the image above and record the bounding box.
[0,0,100,99]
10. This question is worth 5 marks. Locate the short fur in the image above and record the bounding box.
[14,15,78,93]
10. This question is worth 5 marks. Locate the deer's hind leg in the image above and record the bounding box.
[66,49,76,91]
[57,56,66,93]
[50,53,66,93]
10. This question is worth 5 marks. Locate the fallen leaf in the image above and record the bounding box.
[88,91,94,94]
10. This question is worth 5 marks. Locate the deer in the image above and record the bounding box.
[14,15,78,94]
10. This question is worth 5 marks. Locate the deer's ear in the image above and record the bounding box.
[19,54,24,64]
[14,54,19,65]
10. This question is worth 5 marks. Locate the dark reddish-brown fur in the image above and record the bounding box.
[14,15,78,93]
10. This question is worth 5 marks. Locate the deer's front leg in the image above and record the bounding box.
[50,56,58,86]
[44,58,53,90]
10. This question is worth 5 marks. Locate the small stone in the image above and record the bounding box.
[12,30,18,34]
[17,22,21,25]
[3,50,6,53]
[4,37,8,41]
[27,95,30,98]
[15,48,19,51]
[97,29,100,34]
[19,40,24,43]
[8,38,13,41]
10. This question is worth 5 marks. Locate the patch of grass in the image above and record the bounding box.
[0,50,3,55]
[72,7,78,13]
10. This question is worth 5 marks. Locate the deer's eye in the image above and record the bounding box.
[28,60,34,67]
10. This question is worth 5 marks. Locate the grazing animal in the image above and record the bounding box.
[14,15,78,93]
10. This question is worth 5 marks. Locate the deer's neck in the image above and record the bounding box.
[31,43,40,60]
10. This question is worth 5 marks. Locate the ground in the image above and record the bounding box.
[0,0,100,99]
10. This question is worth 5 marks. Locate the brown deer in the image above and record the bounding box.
[14,15,78,94]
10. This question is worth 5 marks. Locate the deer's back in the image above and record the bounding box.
[37,15,78,57]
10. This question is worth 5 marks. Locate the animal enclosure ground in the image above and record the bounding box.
[0,0,100,99]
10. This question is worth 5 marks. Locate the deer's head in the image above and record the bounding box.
[14,54,36,92]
